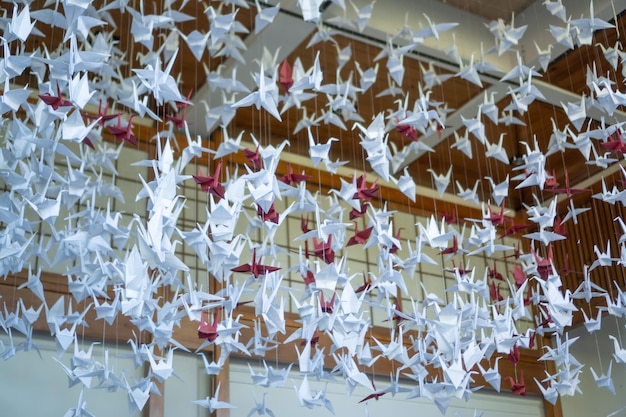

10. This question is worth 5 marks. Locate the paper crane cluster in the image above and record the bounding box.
[1,0,626,415]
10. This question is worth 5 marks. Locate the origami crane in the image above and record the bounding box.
[193,161,225,199]
[231,248,281,279]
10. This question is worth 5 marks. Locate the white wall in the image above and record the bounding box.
[164,350,211,417]
[0,336,547,417]
[0,335,142,417]
[0,335,208,417]
[230,360,545,417]
[561,316,626,417]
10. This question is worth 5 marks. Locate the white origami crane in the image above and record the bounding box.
[427,166,452,197]
[232,64,282,121]
[193,383,236,413]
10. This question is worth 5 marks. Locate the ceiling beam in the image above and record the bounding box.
[323,0,626,169]
[230,138,517,218]
[187,0,320,136]
[519,0,626,71]
[331,0,512,77]
[390,83,510,173]
[533,77,626,121]
[331,0,626,117]
[390,75,626,174]
[184,0,626,205]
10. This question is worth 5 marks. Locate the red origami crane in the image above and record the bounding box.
[439,235,459,255]
[231,248,281,279]
[436,122,450,138]
[83,100,120,127]
[544,169,558,188]
[511,264,527,288]
[198,309,220,341]
[601,129,626,155]
[508,344,520,365]
[279,164,311,186]
[166,106,187,129]
[490,281,503,303]
[257,202,279,224]
[396,123,418,142]
[533,245,555,280]
[485,201,510,226]
[319,292,336,314]
[108,115,137,146]
[243,146,262,170]
[506,370,526,396]
[355,276,373,293]
[440,212,461,225]
[558,253,583,276]
[347,223,373,246]
[279,59,293,93]
[353,173,379,202]
[301,215,312,234]
[349,202,368,220]
[313,235,335,264]
[39,83,73,110]
[445,260,473,276]
[500,222,530,238]
[81,137,96,149]
[553,217,568,239]
[301,269,315,286]
[359,379,386,403]
[487,262,504,281]
[193,161,225,199]
[545,171,590,197]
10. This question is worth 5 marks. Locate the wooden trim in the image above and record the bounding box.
[171,302,551,398]
[0,271,137,343]
[538,334,562,417]
[130,124,525,223]
[145,357,165,417]
[0,112,553,415]
[2,264,558,417]
[205,129,509,223]
[144,142,165,417]
[545,401,563,417]
[1,270,551,397]
[216,356,231,417]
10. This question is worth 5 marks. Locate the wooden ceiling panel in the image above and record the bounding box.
[227,15,614,212]
[230,32,486,194]
[543,10,626,95]
[435,0,536,21]
[172,4,626,217]
[18,0,257,113]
